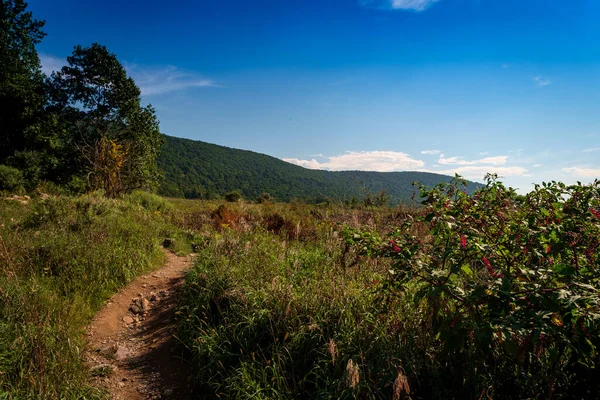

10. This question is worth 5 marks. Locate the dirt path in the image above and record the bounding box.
[85,250,195,399]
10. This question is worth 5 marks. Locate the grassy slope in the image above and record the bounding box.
[158,135,484,203]
[0,192,190,399]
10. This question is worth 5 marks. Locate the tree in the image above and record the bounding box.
[225,190,242,202]
[48,43,163,196]
[0,0,47,172]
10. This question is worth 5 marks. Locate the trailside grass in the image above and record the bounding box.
[0,191,191,399]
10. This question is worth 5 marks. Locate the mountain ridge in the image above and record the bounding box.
[158,135,484,203]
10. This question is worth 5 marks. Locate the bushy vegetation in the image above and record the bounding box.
[0,165,24,193]
[0,193,190,398]
[176,178,600,399]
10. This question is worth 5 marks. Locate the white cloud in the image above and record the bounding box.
[583,147,600,153]
[438,154,509,166]
[426,166,528,180]
[39,54,65,75]
[533,164,542,167]
[562,167,600,178]
[283,158,322,169]
[127,64,217,96]
[283,151,424,171]
[533,76,551,87]
[359,0,440,11]
[421,149,441,155]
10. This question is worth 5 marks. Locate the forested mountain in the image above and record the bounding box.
[158,135,484,203]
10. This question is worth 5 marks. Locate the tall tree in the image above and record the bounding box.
[48,43,163,196]
[0,0,46,164]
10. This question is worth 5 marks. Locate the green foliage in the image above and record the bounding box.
[47,43,164,196]
[0,164,24,192]
[257,192,273,204]
[224,190,242,202]
[0,0,54,186]
[344,175,600,397]
[158,135,484,204]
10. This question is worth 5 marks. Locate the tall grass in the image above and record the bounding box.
[176,202,433,399]
[0,192,187,398]
[175,198,599,399]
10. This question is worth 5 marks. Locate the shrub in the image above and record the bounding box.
[124,190,174,212]
[225,191,242,202]
[344,175,600,397]
[0,165,24,193]
[257,192,273,204]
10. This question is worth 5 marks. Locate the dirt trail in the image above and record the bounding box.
[85,250,195,399]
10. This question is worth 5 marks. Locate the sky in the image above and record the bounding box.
[29,0,600,192]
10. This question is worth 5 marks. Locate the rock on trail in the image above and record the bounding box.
[85,250,195,399]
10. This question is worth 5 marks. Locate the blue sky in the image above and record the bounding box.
[30,0,600,191]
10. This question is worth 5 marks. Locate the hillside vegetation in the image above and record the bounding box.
[158,135,484,203]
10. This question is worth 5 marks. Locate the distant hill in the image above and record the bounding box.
[158,135,484,204]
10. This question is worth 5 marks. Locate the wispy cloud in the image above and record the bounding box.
[583,147,600,153]
[421,149,441,155]
[127,64,217,96]
[562,166,600,178]
[533,164,542,167]
[40,54,216,96]
[39,53,65,75]
[438,154,509,166]
[283,151,424,171]
[359,0,440,12]
[533,76,551,87]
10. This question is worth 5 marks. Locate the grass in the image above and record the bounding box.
[0,191,192,399]
[175,201,434,399]
[175,198,599,399]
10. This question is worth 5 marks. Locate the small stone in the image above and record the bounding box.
[122,316,134,324]
[114,346,131,361]
[141,298,150,311]
[129,304,142,315]
[118,381,125,388]
[142,284,147,288]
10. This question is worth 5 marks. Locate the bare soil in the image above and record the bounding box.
[85,250,195,399]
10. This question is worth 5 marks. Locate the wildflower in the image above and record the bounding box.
[483,257,503,278]
[590,207,600,219]
[460,235,467,249]
[390,239,401,253]
[551,314,563,327]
